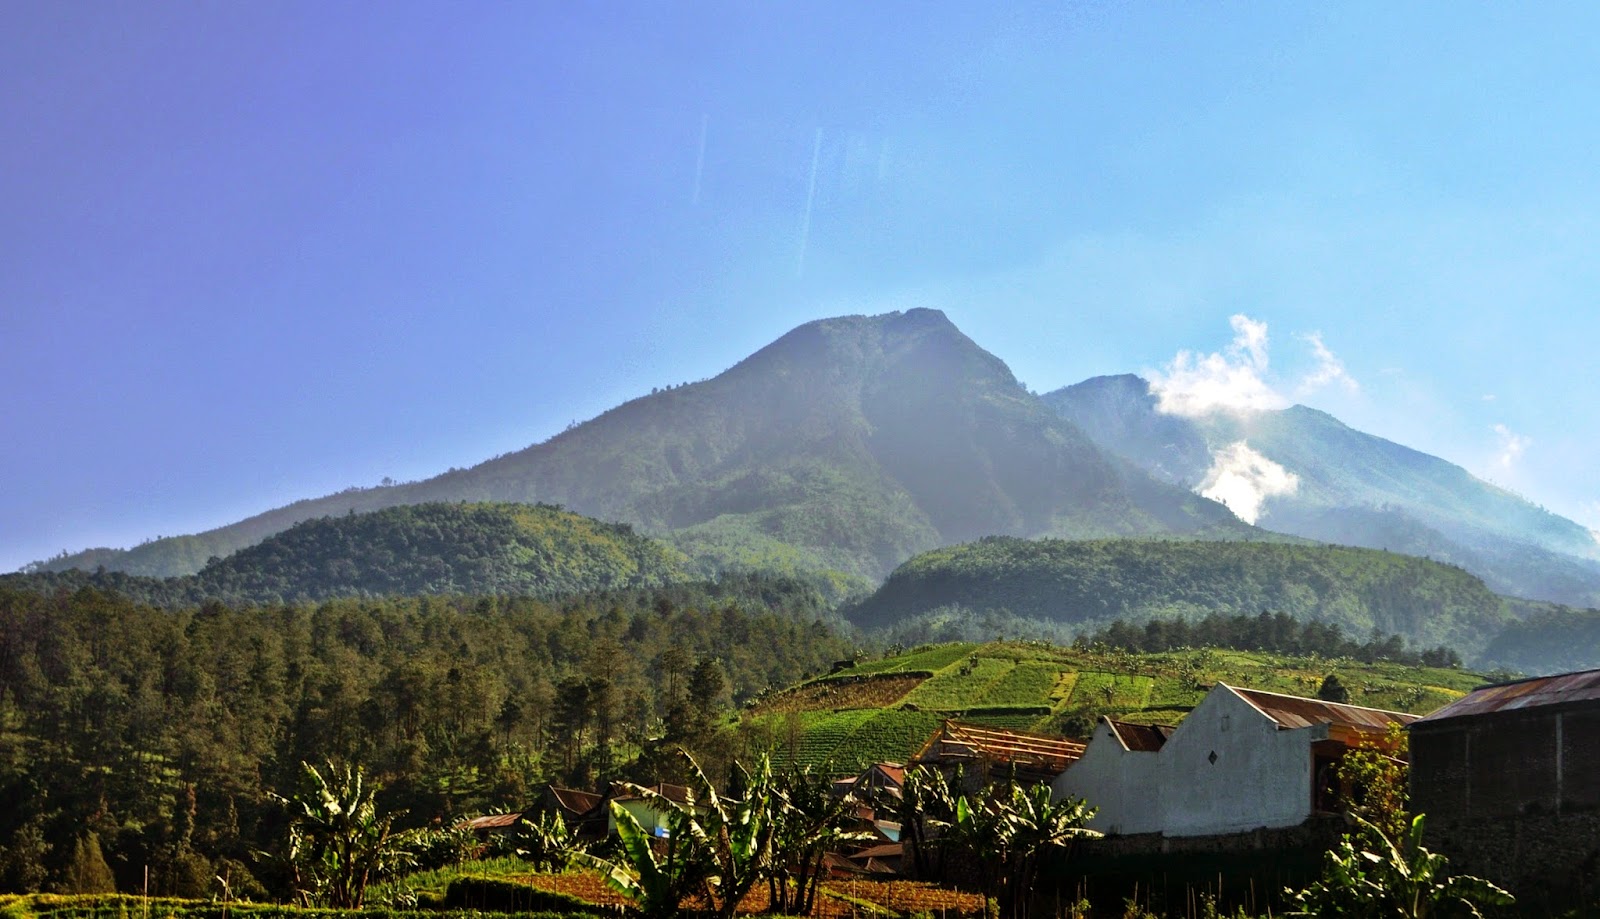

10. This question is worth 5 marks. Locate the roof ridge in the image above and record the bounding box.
[1229,683,1416,719]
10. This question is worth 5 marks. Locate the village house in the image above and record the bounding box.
[606,781,698,837]
[1409,667,1600,907]
[1053,683,1415,837]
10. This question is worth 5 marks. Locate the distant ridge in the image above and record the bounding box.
[1045,374,1600,607]
[37,310,1245,581]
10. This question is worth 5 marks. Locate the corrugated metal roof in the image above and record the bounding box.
[548,786,602,815]
[1415,668,1600,724]
[1227,685,1418,732]
[1106,719,1175,752]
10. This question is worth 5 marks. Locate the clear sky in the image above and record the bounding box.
[5,2,1600,572]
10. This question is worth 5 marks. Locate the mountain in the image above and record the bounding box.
[1045,374,1600,606]
[846,536,1518,659]
[37,310,1247,582]
[9,503,690,604]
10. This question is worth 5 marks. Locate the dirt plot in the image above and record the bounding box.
[754,673,927,714]
[523,870,985,918]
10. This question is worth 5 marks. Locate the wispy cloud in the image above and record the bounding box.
[1297,331,1359,396]
[1492,423,1530,472]
[1198,441,1300,524]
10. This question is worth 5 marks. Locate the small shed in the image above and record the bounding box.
[911,720,1086,788]
[1409,668,1600,906]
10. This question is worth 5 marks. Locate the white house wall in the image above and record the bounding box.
[1054,721,1163,835]
[1053,687,1328,838]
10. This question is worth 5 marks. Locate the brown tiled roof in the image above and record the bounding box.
[1106,719,1175,752]
[873,763,907,786]
[1416,668,1600,724]
[851,842,904,860]
[1228,685,1418,733]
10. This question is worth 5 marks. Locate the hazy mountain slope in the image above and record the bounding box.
[1045,375,1600,606]
[39,310,1246,581]
[847,537,1512,658]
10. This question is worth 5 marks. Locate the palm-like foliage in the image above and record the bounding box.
[765,767,876,915]
[579,751,782,919]
[950,782,1099,919]
[1290,813,1513,918]
[272,760,414,909]
[513,809,586,872]
[577,800,710,919]
[885,765,960,881]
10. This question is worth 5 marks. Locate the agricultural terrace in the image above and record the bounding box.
[744,641,1484,768]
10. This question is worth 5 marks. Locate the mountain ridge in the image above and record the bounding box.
[36,310,1245,581]
[1045,374,1600,606]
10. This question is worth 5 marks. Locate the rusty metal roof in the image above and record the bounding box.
[1415,668,1600,724]
[462,812,522,831]
[1227,685,1418,733]
[1106,718,1175,752]
[910,720,1086,779]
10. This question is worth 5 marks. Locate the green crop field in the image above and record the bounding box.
[850,642,981,675]
[742,640,1485,767]
[975,660,1063,707]
[899,658,1015,709]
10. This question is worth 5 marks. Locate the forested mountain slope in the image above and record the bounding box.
[1046,374,1600,606]
[7,503,689,605]
[39,311,1245,582]
[847,537,1517,659]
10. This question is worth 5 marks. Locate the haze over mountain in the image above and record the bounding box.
[1045,373,1600,606]
[36,310,1245,583]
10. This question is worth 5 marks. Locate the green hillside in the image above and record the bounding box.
[744,640,1485,774]
[6,503,691,604]
[847,537,1512,658]
[37,310,1247,581]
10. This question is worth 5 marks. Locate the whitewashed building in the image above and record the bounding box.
[1052,683,1415,837]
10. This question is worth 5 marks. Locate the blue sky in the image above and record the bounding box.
[5,2,1600,571]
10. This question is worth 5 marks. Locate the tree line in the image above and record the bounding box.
[1078,610,1464,668]
[0,575,853,898]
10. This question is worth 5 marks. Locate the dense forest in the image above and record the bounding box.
[9,504,690,607]
[0,576,852,897]
[848,536,1513,658]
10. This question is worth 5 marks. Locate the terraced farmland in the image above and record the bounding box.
[737,640,1487,770]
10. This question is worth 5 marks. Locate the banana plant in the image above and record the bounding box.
[765,766,876,916]
[1290,813,1514,918]
[578,750,777,919]
[271,760,416,909]
[576,801,708,919]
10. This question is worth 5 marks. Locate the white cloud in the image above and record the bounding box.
[1297,331,1359,396]
[1150,315,1360,418]
[1149,314,1289,417]
[1492,423,1530,472]
[1198,441,1300,525]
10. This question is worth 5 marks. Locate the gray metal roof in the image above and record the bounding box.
[1415,668,1600,724]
